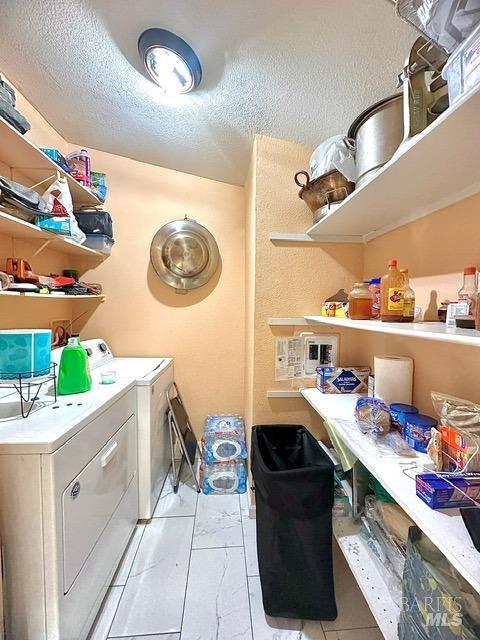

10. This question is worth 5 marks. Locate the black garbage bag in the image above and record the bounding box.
[251,424,337,621]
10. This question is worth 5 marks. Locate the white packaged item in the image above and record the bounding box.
[42,177,86,245]
[446,301,469,327]
[374,355,413,405]
[310,135,356,182]
[443,22,480,105]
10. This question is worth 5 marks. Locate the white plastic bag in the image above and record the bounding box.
[310,135,356,182]
[42,177,86,245]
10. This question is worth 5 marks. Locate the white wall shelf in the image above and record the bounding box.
[0,211,106,259]
[304,315,480,347]
[268,317,316,326]
[269,232,362,244]
[0,291,104,300]
[301,389,480,595]
[266,390,303,398]
[0,116,100,207]
[305,85,480,243]
[334,517,400,640]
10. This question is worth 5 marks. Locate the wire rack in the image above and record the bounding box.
[0,363,57,418]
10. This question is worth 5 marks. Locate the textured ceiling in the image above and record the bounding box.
[0,0,413,185]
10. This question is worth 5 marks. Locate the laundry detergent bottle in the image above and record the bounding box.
[57,335,92,395]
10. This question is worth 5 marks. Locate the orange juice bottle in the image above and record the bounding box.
[380,259,405,322]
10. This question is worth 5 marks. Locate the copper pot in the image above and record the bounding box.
[294,169,355,220]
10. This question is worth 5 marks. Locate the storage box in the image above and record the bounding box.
[442,22,480,105]
[416,472,480,509]
[36,215,71,235]
[40,148,70,173]
[317,366,370,394]
[321,301,348,317]
[0,329,51,379]
[440,424,480,471]
[83,233,114,254]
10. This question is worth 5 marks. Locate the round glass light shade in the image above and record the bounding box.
[145,47,194,94]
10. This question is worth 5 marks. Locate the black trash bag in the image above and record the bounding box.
[251,424,337,621]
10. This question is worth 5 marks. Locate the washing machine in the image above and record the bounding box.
[82,339,174,520]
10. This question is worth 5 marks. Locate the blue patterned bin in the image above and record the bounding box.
[0,330,52,380]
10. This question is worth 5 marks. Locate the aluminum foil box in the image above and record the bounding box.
[317,366,370,394]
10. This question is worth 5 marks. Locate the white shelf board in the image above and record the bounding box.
[0,116,100,207]
[0,291,104,300]
[301,389,480,595]
[269,232,362,243]
[266,390,303,398]
[306,85,480,243]
[268,317,316,326]
[334,517,399,640]
[0,211,106,259]
[304,315,480,347]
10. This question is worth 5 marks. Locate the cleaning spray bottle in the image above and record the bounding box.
[57,335,92,395]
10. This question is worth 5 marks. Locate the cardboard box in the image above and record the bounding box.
[317,366,370,394]
[440,424,480,471]
[416,472,480,509]
[321,301,348,318]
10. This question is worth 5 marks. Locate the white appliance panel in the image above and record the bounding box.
[62,414,136,592]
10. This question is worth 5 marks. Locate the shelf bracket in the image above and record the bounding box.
[28,239,53,260]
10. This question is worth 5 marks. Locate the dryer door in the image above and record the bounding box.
[62,414,136,593]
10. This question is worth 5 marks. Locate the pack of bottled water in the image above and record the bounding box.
[201,414,247,494]
[200,461,247,495]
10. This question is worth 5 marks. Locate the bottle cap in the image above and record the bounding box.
[464,266,477,275]
[388,259,397,267]
[370,277,381,285]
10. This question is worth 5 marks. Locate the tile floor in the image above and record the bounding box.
[88,468,382,640]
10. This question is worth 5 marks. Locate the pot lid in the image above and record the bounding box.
[150,218,220,290]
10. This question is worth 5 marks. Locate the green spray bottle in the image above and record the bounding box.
[57,335,92,395]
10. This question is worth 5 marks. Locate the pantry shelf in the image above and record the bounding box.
[304,315,480,347]
[301,389,480,595]
[0,115,100,207]
[0,291,105,300]
[268,317,316,326]
[333,517,400,640]
[0,211,106,259]
[269,232,362,244]
[306,85,480,243]
[266,390,303,398]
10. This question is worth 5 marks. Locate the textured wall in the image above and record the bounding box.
[245,135,364,438]
[73,146,246,435]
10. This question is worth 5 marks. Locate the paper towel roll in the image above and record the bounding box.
[374,355,413,405]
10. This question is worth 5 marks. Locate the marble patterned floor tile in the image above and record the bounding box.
[181,547,252,640]
[321,542,376,632]
[248,576,326,640]
[153,465,199,518]
[240,494,259,577]
[111,525,145,587]
[87,587,123,640]
[109,517,194,637]
[324,629,382,640]
[109,635,179,639]
[193,493,243,549]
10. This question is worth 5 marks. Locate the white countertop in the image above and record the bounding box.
[0,375,136,454]
[301,388,480,595]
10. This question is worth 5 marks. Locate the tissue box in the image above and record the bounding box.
[416,472,480,509]
[317,366,370,394]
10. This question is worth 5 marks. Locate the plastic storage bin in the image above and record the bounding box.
[83,233,114,254]
[442,22,480,105]
[0,329,51,379]
[251,424,337,620]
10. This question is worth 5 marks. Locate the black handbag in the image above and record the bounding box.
[73,209,113,238]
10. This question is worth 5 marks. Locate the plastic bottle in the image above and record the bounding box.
[400,268,415,323]
[458,266,477,314]
[380,259,405,322]
[57,336,92,395]
[348,282,373,320]
[369,277,381,318]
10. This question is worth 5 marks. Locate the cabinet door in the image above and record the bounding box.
[62,414,136,593]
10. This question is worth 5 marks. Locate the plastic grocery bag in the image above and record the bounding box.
[42,178,86,244]
[310,135,356,182]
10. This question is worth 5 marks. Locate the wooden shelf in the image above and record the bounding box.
[0,291,104,300]
[334,517,399,640]
[0,211,106,259]
[0,116,100,207]
[304,315,480,347]
[269,232,361,244]
[304,85,480,243]
[268,317,316,326]
[301,390,480,595]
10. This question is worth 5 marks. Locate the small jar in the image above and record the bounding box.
[348,283,373,320]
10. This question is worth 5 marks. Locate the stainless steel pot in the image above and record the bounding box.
[348,94,403,187]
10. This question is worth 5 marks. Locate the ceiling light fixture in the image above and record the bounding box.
[138,28,202,94]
